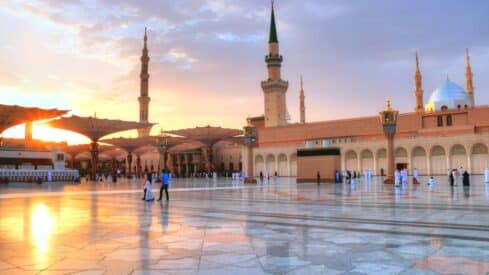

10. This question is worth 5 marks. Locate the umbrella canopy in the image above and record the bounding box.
[166,125,242,147]
[47,115,154,141]
[100,136,159,153]
[101,136,188,153]
[0,104,68,133]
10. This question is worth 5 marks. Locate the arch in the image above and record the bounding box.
[376,148,387,176]
[265,154,276,175]
[289,153,297,177]
[360,149,374,172]
[430,145,446,175]
[471,143,489,174]
[254,155,264,176]
[450,144,467,171]
[345,150,358,172]
[277,153,288,176]
[394,147,409,169]
[411,146,427,175]
[395,147,408,158]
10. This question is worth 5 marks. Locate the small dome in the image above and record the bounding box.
[425,79,472,111]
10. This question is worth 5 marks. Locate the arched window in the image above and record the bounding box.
[441,105,448,111]
[446,115,452,126]
[437,115,443,127]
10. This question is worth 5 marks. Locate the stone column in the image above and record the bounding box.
[384,131,395,184]
[70,153,76,169]
[184,154,189,177]
[177,154,182,176]
[90,141,99,180]
[127,152,133,177]
[244,144,256,184]
[373,155,378,176]
[136,155,141,178]
[25,121,33,147]
[111,157,116,177]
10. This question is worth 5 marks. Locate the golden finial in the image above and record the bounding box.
[385,98,392,111]
[300,75,303,90]
[466,48,470,63]
[271,0,274,9]
[446,74,449,81]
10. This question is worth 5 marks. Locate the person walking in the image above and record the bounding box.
[449,170,454,186]
[463,170,470,186]
[142,172,153,200]
[158,169,170,201]
[316,171,321,185]
[452,169,458,186]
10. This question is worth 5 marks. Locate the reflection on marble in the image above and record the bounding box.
[0,176,488,274]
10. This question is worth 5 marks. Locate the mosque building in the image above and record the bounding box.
[237,3,489,179]
[1,3,487,182]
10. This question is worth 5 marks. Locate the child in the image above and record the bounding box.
[143,175,155,201]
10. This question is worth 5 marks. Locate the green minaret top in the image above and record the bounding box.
[268,1,278,43]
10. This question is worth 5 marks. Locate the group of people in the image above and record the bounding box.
[447,167,470,186]
[142,169,171,202]
[394,168,411,186]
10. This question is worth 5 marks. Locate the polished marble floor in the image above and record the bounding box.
[1,176,489,274]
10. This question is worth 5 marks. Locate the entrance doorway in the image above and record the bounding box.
[396,163,408,170]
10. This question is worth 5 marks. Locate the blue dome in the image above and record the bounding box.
[425,80,472,111]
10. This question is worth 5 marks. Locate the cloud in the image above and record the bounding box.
[0,0,488,131]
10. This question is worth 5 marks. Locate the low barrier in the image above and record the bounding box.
[0,169,79,183]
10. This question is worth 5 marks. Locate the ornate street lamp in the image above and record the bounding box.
[243,126,257,184]
[379,98,399,184]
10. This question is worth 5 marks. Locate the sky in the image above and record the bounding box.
[0,0,488,144]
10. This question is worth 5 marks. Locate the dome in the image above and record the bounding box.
[425,79,472,112]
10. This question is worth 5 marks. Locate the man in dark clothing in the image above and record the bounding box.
[158,169,170,201]
[316,171,320,185]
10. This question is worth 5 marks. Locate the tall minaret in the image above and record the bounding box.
[299,75,305,124]
[414,52,424,112]
[261,0,289,127]
[465,48,474,106]
[138,27,151,137]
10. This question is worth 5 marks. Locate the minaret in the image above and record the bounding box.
[414,52,424,112]
[138,27,151,137]
[299,75,305,124]
[465,48,474,106]
[261,0,289,127]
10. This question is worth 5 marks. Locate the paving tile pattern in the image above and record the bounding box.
[0,176,488,274]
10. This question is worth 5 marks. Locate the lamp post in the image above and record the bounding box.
[244,126,257,184]
[158,129,168,172]
[379,98,399,184]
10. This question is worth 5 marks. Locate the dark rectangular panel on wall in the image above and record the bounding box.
[297,148,340,157]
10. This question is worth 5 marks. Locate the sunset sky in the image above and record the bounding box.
[0,0,488,144]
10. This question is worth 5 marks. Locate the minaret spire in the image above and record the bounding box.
[299,75,305,124]
[138,27,151,137]
[144,27,147,48]
[261,1,288,127]
[414,52,424,112]
[269,0,278,43]
[465,48,474,106]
